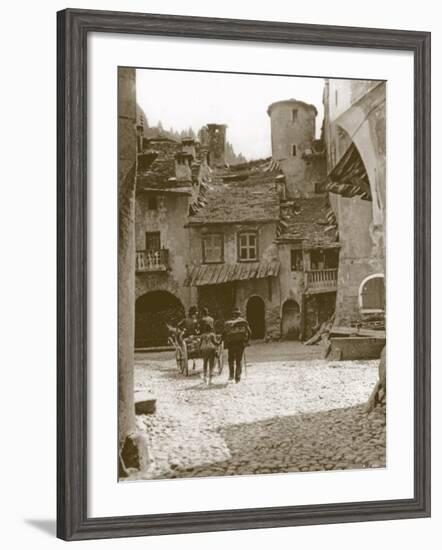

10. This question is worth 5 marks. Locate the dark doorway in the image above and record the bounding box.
[246,296,265,339]
[198,282,235,334]
[281,299,301,340]
[304,292,336,340]
[135,291,185,348]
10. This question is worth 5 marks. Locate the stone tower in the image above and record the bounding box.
[267,99,318,197]
[206,123,227,168]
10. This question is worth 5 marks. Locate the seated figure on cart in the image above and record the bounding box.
[178,306,199,337]
[177,306,199,371]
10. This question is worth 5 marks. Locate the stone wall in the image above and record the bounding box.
[265,303,283,340]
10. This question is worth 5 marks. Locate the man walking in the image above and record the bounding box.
[223,307,251,384]
[199,306,214,333]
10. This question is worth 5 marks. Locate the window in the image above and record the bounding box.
[324,249,339,269]
[291,108,298,122]
[290,250,303,271]
[292,144,297,156]
[147,195,157,210]
[202,233,223,263]
[309,249,339,270]
[359,274,385,312]
[145,231,160,251]
[238,232,258,261]
[310,249,325,270]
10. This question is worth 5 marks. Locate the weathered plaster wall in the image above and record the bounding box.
[187,222,278,266]
[235,277,282,340]
[277,243,337,339]
[277,244,305,308]
[327,80,382,122]
[118,67,148,468]
[188,221,282,339]
[135,192,192,310]
[324,80,386,325]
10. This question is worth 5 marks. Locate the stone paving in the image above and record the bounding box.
[131,343,386,480]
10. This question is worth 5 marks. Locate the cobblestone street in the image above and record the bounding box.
[132,342,386,480]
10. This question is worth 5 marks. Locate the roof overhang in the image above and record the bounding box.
[185,218,279,228]
[137,186,192,195]
[184,260,280,287]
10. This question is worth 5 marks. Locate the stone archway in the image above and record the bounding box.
[135,290,185,348]
[246,295,265,340]
[332,82,386,227]
[281,299,301,340]
[359,273,385,313]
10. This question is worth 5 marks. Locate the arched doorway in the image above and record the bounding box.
[359,274,385,313]
[281,299,301,340]
[246,296,265,340]
[135,291,185,348]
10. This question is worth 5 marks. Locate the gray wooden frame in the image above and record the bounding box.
[57,8,431,541]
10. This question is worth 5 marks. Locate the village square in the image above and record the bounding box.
[118,68,387,480]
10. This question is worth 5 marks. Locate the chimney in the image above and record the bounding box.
[181,137,196,161]
[175,152,192,182]
[206,123,227,168]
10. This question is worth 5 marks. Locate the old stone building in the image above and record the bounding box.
[267,99,325,197]
[276,194,339,340]
[134,97,342,346]
[183,102,337,342]
[185,158,282,340]
[266,98,338,340]
[322,80,386,328]
[134,120,211,348]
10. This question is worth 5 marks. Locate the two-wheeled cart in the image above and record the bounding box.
[168,328,224,377]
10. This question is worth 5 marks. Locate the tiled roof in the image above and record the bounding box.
[136,136,210,192]
[277,196,339,248]
[184,260,280,287]
[187,159,281,225]
[136,136,180,191]
[137,157,177,190]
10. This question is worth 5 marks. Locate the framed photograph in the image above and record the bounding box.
[57,8,431,541]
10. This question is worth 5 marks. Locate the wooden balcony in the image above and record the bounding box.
[136,249,169,272]
[305,268,338,293]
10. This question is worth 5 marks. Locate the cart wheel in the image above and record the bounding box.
[182,343,189,376]
[217,342,224,375]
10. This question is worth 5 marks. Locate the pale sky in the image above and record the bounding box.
[136,68,325,161]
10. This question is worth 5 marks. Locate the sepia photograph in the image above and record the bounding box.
[118,66,386,482]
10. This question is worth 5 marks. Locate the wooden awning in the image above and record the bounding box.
[184,260,280,287]
[326,143,372,201]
